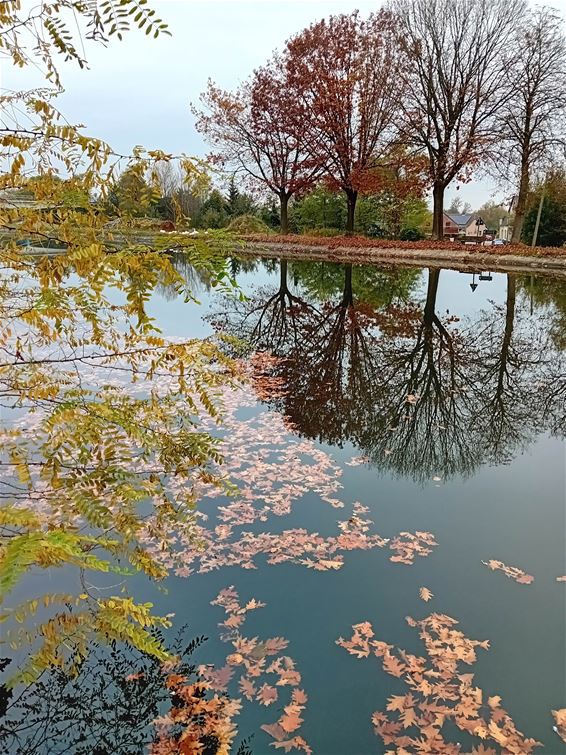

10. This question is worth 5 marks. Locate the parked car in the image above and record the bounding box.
[483,238,507,246]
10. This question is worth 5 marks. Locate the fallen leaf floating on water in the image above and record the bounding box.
[210,587,312,754]
[257,683,278,706]
[337,613,542,754]
[482,560,534,584]
[556,576,566,582]
[345,455,369,466]
[271,737,312,753]
[196,664,234,692]
[389,531,438,565]
[552,709,566,743]
[419,587,433,602]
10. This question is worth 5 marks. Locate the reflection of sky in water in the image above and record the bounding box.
[4,256,566,755]
[147,262,523,335]
[139,257,566,754]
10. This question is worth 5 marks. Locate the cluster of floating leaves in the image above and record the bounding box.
[136,373,437,576]
[389,531,438,565]
[481,560,535,585]
[337,613,543,754]
[150,666,242,755]
[206,586,312,754]
[147,586,311,754]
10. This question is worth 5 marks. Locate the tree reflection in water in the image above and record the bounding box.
[518,275,566,436]
[213,259,564,484]
[0,635,253,755]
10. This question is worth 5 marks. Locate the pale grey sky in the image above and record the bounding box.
[5,0,566,209]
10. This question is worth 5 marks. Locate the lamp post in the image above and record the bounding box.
[475,217,485,244]
[531,179,546,248]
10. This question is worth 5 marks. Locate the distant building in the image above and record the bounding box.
[443,212,488,239]
[464,215,487,239]
[499,216,513,241]
[443,212,473,236]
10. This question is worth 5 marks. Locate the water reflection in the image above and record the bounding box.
[0,634,254,755]
[211,258,564,483]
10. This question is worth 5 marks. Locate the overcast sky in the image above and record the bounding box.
[6,0,566,209]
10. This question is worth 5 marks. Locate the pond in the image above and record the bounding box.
[2,254,565,755]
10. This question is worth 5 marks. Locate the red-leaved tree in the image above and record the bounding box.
[284,11,405,234]
[194,57,320,233]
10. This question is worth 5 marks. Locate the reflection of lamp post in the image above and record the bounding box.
[470,272,478,292]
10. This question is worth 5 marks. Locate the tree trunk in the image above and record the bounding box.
[423,267,441,328]
[279,193,289,235]
[511,160,529,243]
[345,190,358,235]
[342,264,354,306]
[497,274,516,394]
[432,183,445,240]
[279,259,289,295]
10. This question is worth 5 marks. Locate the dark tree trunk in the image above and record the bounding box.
[424,267,441,326]
[496,274,516,397]
[279,193,290,235]
[279,259,289,295]
[432,183,445,240]
[511,160,529,243]
[342,264,354,306]
[345,190,358,235]
[502,275,516,357]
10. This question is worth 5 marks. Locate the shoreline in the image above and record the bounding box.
[238,239,566,278]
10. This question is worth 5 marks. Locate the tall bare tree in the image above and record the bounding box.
[389,0,527,239]
[495,6,566,242]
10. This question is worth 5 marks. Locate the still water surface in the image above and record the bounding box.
[4,255,566,754]
[140,256,566,754]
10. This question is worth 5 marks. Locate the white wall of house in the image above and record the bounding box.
[464,217,487,238]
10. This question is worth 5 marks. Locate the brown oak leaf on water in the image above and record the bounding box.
[419,587,434,602]
[482,559,534,584]
[553,709,566,743]
[337,613,542,754]
[257,683,278,706]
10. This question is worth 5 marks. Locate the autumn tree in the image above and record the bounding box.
[522,167,566,247]
[194,56,320,233]
[0,0,243,685]
[474,200,510,233]
[389,0,527,239]
[494,6,566,242]
[447,197,472,215]
[284,11,407,234]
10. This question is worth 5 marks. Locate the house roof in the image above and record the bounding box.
[444,212,473,227]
